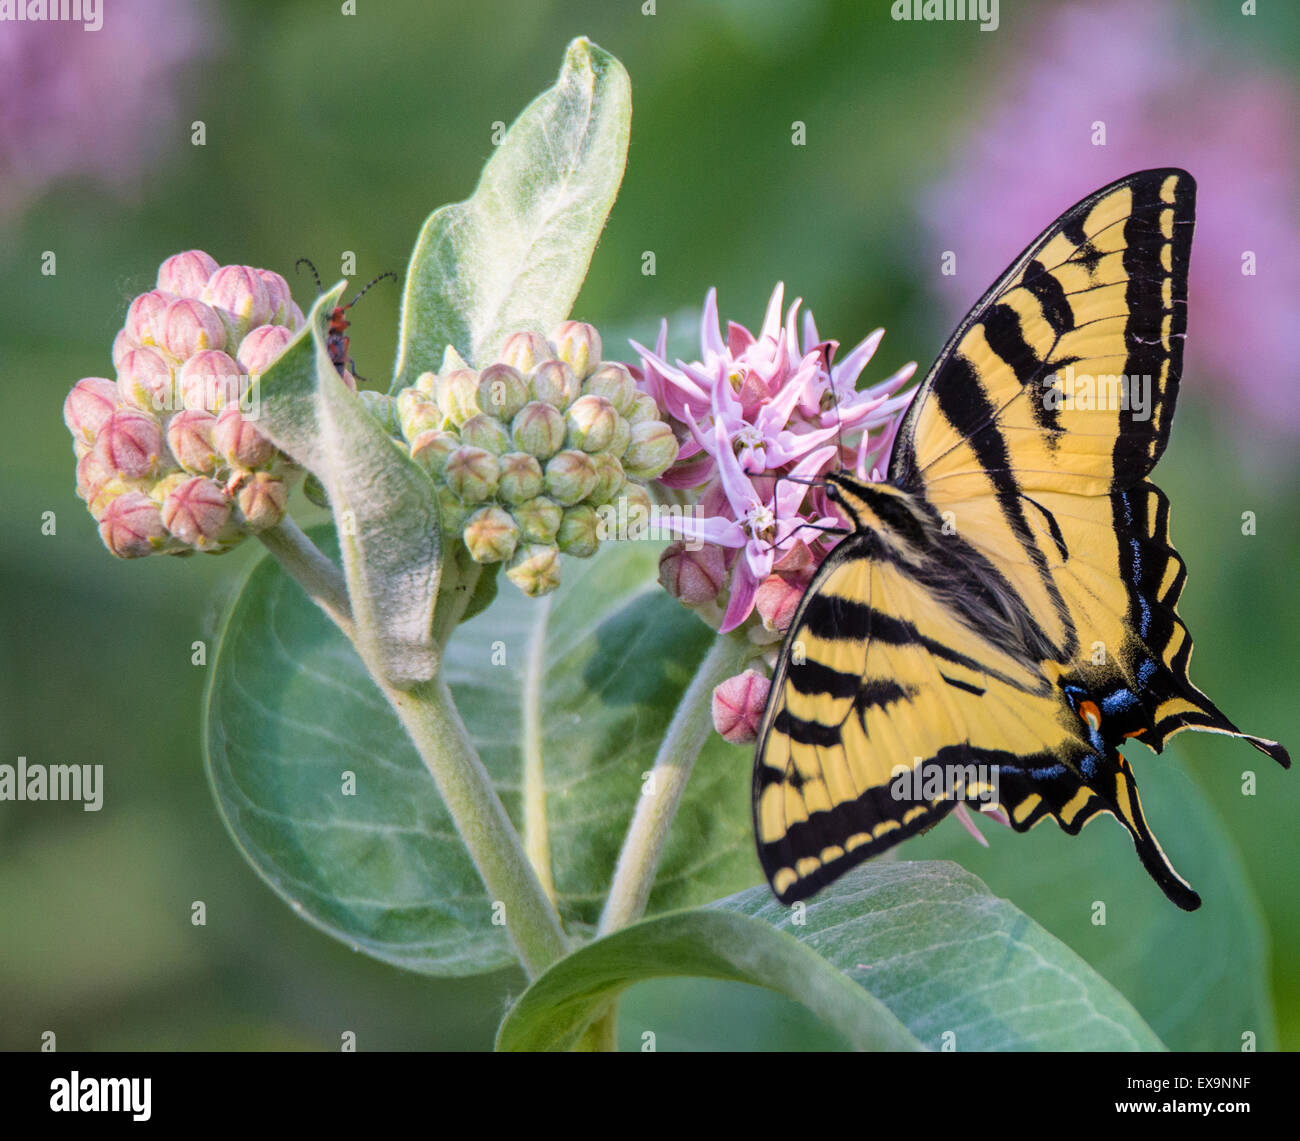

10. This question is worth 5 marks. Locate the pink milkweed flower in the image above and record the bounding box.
[633,284,917,633]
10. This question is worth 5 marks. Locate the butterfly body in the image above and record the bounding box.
[754,169,1289,910]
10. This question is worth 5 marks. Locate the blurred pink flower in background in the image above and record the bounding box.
[0,1,213,218]
[921,0,1300,439]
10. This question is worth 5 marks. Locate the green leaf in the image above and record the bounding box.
[902,758,1275,1050]
[205,536,756,977]
[393,37,632,382]
[718,861,1164,1051]
[252,288,441,686]
[494,908,925,1052]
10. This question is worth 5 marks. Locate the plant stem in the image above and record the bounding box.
[380,671,570,980]
[598,630,752,935]
[261,517,567,980]
[522,596,557,904]
[257,517,353,638]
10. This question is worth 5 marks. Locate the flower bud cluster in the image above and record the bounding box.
[390,322,679,596]
[64,250,303,557]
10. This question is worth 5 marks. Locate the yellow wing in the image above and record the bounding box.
[755,170,1288,910]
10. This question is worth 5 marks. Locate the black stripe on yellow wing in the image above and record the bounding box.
[995,743,1201,911]
[891,168,1194,499]
[753,533,1074,906]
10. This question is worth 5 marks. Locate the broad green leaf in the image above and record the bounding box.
[903,758,1275,1050]
[393,37,631,382]
[205,534,756,977]
[252,287,441,686]
[494,909,925,1052]
[719,861,1165,1051]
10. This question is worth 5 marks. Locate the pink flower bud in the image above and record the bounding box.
[75,449,114,502]
[565,394,619,453]
[202,264,273,342]
[156,250,219,298]
[112,330,134,371]
[178,350,245,412]
[711,669,771,744]
[92,408,165,480]
[658,541,726,607]
[63,377,121,445]
[156,297,227,358]
[124,290,173,347]
[116,348,176,413]
[236,472,288,530]
[213,404,273,469]
[256,269,294,325]
[98,490,168,558]
[165,410,219,474]
[753,573,809,633]
[161,476,231,549]
[236,324,294,377]
[285,301,306,331]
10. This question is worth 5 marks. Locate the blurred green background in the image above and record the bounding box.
[2,0,1296,1051]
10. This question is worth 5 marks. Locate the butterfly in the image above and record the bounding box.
[753,168,1289,911]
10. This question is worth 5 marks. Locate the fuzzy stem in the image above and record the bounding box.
[378,671,570,979]
[522,596,557,904]
[257,517,353,636]
[598,631,752,935]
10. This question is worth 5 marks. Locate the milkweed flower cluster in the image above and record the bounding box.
[632,284,917,743]
[63,250,305,558]
[385,322,680,597]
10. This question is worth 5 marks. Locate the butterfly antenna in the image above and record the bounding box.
[294,258,324,295]
[346,271,398,310]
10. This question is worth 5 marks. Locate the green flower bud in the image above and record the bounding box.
[625,391,663,425]
[396,388,442,441]
[434,483,467,535]
[608,414,631,459]
[476,363,529,421]
[409,429,460,476]
[414,370,438,397]
[510,495,562,544]
[359,389,400,435]
[543,449,598,506]
[441,345,472,372]
[583,362,637,415]
[98,490,169,558]
[433,368,481,426]
[304,472,330,509]
[459,412,511,455]
[557,504,600,558]
[166,409,220,474]
[506,542,562,598]
[161,475,231,550]
[622,419,679,480]
[511,401,566,460]
[611,480,654,526]
[588,452,626,505]
[551,320,601,380]
[235,472,288,531]
[528,359,580,410]
[497,451,544,504]
[443,445,499,503]
[498,330,551,375]
[565,394,619,453]
[463,505,520,564]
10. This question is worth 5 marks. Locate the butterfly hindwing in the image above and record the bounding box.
[755,169,1288,910]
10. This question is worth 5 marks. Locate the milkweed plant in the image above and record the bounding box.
[61,40,1265,1052]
